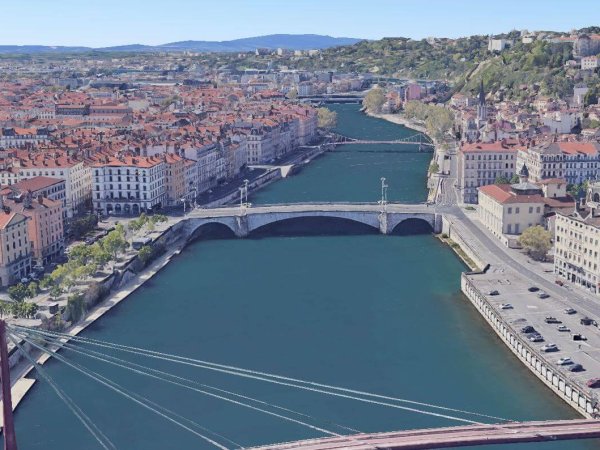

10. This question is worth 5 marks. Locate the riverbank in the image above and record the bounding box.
[365,111,428,134]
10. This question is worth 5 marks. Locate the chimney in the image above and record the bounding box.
[37,194,44,205]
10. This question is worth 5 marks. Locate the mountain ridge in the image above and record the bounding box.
[0,34,363,54]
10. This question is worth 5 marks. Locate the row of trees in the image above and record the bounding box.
[317,107,337,129]
[48,224,129,295]
[0,300,38,319]
[363,87,386,114]
[128,213,167,235]
[403,101,454,141]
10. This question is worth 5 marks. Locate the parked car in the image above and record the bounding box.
[545,317,561,324]
[521,325,536,334]
[528,334,544,342]
[564,308,577,315]
[557,325,571,332]
[573,334,587,341]
[537,291,550,299]
[568,364,584,372]
[528,286,540,292]
[488,290,499,296]
[587,378,600,388]
[541,343,559,352]
[555,279,564,286]
[581,317,596,326]
[500,303,513,310]
[557,357,573,366]
[20,277,29,284]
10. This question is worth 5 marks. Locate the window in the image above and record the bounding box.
[515,207,520,214]
[508,207,512,214]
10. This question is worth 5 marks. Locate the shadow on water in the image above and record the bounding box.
[390,218,434,236]
[250,216,377,238]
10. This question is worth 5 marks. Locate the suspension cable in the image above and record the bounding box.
[7,333,116,450]
[15,332,231,450]
[13,329,342,438]
[23,330,360,435]
[13,326,504,424]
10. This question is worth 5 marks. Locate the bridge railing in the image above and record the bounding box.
[198,201,429,209]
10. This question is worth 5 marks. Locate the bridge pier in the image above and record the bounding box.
[234,215,249,238]
[379,212,389,235]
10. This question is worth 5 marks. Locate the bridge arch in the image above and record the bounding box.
[249,215,379,237]
[187,219,237,243]
[389,216,435,235]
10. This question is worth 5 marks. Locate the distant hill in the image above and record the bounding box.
[0,35,363,54]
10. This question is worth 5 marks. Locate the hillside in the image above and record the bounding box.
[274,28,599,101]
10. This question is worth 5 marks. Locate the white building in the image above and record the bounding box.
[581,56,599,70]
[90,155,166,216]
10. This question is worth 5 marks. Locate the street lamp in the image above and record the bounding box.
[180,197,186,214]
[243,179,249,206]
[380,177,388,206]
[239,187,245,210]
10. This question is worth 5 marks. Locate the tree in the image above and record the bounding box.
[428,161,440,174]
[8,283,29,302]
[509,174,520,184]
[90,243,111,268]
[40,275,53,290]
[317,107,338,130]
[67,293,86,322]
[68,244,92,266]
[363,87,385,114]
[27,281,39,298]
[102,229,128,261]
[49,284,63,300]
[138,245,153,265]
[495,175,510,184]
[0,302,9,318]
[519,225,552,261]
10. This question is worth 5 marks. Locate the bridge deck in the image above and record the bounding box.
[249,419,600,450]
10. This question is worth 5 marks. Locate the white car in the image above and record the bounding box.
[557,325,571,332]
[557,357,573,366]
[500,303,513,310]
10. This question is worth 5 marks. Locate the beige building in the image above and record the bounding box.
[555,182,600,294]
[478,183,546,246]
[457,141,521,204]
[0,209,31,286]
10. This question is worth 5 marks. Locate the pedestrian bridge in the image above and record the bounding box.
[183,202,441,239]
[250,419,600,450]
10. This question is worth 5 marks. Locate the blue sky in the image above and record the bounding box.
[2,0,599,47]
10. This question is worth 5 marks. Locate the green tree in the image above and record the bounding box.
[90,243,111,268]
[509,174,520,184]
[68,244,92,266]
[49,284,63,300]
[102,229,128,260]
[519,225,552,261]
[67,293,86,322]
[363,87,386,114]
[495,175,510,184]
[317,107,338,130]
[138,245,153,265]
[8,283,29,302]
[27,281,39,298]
[40,275,53,290]
[428,161,440,174]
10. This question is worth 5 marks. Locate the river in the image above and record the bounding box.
[10,104,598,449]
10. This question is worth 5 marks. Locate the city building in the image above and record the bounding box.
[457,141,521,204]
[0,206,31,286]
[517,142,600,184]
[90,155,166,216]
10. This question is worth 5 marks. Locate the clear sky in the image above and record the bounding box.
[2,0,599,47]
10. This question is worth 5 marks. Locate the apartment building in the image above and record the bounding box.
[517,142,600,184]
[0,206,31,286]
[457,141,520,204]
[90,155,166,216]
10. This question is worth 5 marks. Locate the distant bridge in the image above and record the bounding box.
[250,419,600,450]
[299,94,364,104]
[328,132,434,149]
[184,202,441,239]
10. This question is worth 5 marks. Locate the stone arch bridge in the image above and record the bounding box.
[183,203,442,240]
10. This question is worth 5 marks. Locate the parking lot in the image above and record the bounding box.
[469,265,600,390]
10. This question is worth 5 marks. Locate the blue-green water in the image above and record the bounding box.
[10,105,597,449]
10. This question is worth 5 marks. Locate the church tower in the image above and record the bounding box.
[477,80,487,122]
